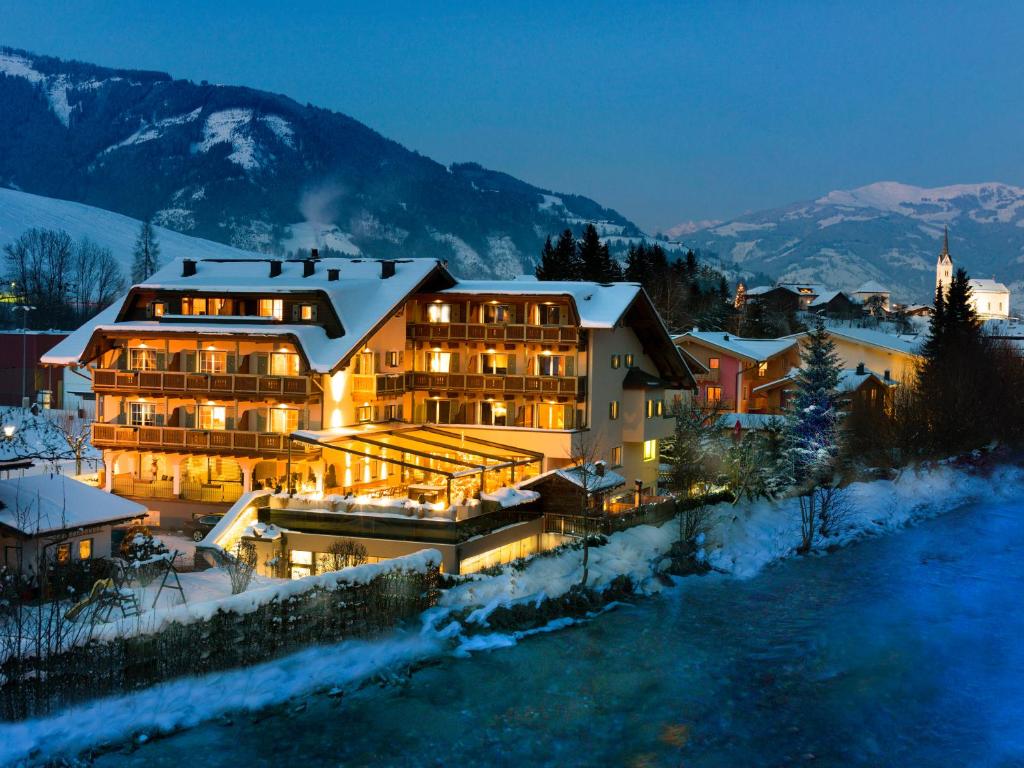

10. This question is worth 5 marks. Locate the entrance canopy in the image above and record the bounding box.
[289,422,543,503]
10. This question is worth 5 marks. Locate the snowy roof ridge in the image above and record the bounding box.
[0,474,147,535]
[676,330,799,361]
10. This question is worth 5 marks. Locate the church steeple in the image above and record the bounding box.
[936,226,953,296]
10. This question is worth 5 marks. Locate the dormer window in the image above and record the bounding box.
[258,299,283,321]
[147,301,166,319]
[293,303,317,321]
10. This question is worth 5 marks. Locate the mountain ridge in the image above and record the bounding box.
[678,181,1024,308]
[0,46,641,277]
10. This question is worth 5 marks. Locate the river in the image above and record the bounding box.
[98,497,1024,767]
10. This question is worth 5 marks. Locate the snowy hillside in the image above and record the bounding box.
[678,181,1024,308]
[0,187,259,272]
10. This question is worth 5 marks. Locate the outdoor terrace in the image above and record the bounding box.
[91,368,313,399]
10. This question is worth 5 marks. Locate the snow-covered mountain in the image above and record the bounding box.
[680,181,1024,308]
[0,186,257,273]
[0,47,642,277]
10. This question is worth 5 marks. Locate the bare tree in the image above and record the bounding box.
[70,237,124,321]
[226,540,258,594]
[319,540,367,573]
[569,431,606,587]
[3,228,75,328]
[48,410,92,475]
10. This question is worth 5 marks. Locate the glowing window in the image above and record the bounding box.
[428,351,451,373]
[129,401,155,426]
[709,357,720,370]
[270,353,300,376]
[270,408,298,434]
[757,361,768,377]
[199,350,226,374]
[129,348,157,371]
[643,439,657,462]
[611,446,622,466]
[624,354,634,367]
[611,355,621,369]
[258,299,283,320]
[56,543,71,564]
[427,303,451,323]
[78,539,92,560]
[609,400,619,420]
[198,405,226,430]
[706,386,722,403]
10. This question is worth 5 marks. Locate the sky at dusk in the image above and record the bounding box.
[2,0,1023,232]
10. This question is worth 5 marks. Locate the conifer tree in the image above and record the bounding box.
[131,219,161,283]
[576,224,621,281]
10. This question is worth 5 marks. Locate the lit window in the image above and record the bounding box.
[300,304,314,321]
[706,386,722,403]
[428,351,452,373]
[78,539,92,560]
[611,355,621,369]
[129,401,156,426]
[199,350,226,374]
[624,354,634,367]
[129,348,157,371]
[356,405,374,423]
[709,357,720,370]
[646,400,655,419]
[383,404,403,420]
[354,350,375,375]
[538,355,566,377]
[427,303,452,323]
[290,550,313,580]
[270,408,298,434]
[643,439,657,462]
[537,403,571,429]
[425,399,452,424]
[270,352,300,376]
[291,550,313,565]
[198,404,227,430]
[481,353,509,375]
[609,400,619,420]
[258,299,283,320]
[149,301,166,318]
[610,446,622,466]
[758,361,768,378]
[481,401,508,426]
[182,297,208,316]
[385,351,402,367]
[484,304,514,324]
[656,400,664,417]
[541,305,561,325]
[56,543,71,565]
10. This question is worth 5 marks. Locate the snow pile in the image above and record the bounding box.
[708,462,1024,579]
[481,486,540,508]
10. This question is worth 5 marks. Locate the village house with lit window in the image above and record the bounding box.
[41,256,696,574]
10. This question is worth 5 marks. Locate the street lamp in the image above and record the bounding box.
[17,305,35,409]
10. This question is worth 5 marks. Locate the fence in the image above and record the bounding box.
[543,498,678,538]
[0,555,440,721]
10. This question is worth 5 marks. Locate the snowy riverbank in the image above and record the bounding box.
[3,460,1022,764]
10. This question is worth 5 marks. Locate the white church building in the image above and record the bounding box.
[936,228,1011,320]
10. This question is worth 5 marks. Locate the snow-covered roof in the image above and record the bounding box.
[817,325,923,357]
[42,257,451,373]
[808,289,847,306]
[969,278,1010,293]
[675,330,799,362]
[752,366,891,395]
[439,280,643,329]
[0,474,147,535]
[743,285,778,296]
[716,412,784,430]
[853,280,890,295]
[520,462,626,493]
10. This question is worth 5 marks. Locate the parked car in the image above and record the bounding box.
[183,513,224,542]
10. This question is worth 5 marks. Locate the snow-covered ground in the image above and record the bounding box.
[3,461,1022,763]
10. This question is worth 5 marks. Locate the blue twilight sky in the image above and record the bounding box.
[2,0,1023,232]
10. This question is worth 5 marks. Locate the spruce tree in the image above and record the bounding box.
[576,223,621,281]
[131,219,161,283]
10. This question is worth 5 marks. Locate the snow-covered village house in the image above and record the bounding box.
[0,473,146,574]
[673,331,801,414]
[41,257,696,573]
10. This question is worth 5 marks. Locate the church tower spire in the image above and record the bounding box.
[936,226,953,297]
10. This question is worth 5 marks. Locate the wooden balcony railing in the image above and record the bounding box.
[91,368,312,398]
[405,371,585,397]
[352,373,406,399]
[91,423,319,455]
[408,323,579,344]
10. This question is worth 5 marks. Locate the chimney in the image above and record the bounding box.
[856,362,865,375]
[380,260,396,279]
[311,247,319,260]
[327,268,340,282]
[269,260,282,278]
[884,369,891,381]
[182,259,197,277]
[303,260,316,278]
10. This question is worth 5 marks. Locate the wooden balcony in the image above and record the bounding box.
[406,371,585,397]
[352,373,406,400]
[91,423,319,456]
[91,368,312,399]
[408,323,579,344]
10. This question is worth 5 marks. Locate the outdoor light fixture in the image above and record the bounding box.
[2,425,15,438]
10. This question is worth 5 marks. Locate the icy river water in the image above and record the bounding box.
[98,498,1024,767]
